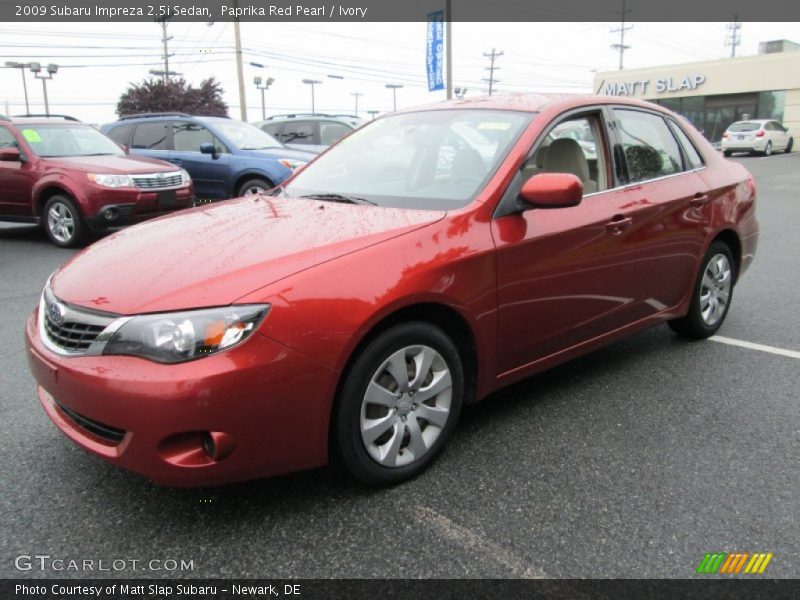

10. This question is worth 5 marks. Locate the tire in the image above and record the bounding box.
[723,150,732,157]
[668,241,735,339]
[785,138,793,154]
[43,195,86,248]
[763,141,772,157]
[236,178,272,197]
[333,322,464,486]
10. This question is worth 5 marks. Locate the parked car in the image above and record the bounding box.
[0,114,194,247]
[26,94,757,487]
[721,119,793,157]
[102,113,315,199]
[255,114,364,153]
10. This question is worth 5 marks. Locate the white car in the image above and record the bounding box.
[722,119,794,157]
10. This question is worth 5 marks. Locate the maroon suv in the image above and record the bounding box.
[0,115,194,247]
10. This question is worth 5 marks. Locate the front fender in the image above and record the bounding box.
[31,173,87,216]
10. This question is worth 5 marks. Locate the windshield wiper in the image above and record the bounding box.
[300,193,377,206]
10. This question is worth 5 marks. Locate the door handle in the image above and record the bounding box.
[690,193,709,207]
[605,215,633,235]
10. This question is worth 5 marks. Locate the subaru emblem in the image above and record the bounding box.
[48,301,66,325]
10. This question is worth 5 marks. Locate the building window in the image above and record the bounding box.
[756,91,786,122]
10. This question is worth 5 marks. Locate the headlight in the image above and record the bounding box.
[103,305,270,363]
[180,168,192,185]
[278,158,307,170]
[87,173,134,188]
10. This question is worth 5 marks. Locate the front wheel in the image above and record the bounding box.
[43,195,86,248]
[237,178,272,197]
[333,322,464,486]
[668,241,735,339]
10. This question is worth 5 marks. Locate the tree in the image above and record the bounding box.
[116,77,228,117]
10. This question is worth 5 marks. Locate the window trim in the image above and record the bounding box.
[665,117,706,171]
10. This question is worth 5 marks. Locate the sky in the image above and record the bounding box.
[1,21,798,124]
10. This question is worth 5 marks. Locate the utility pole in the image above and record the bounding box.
[726,16,742,58]
[233,0,247,121]
[445,0,453,100]
[482,48,503,95]
[155,16,173,84]
[351,92,363,117]
[611,0,632,71]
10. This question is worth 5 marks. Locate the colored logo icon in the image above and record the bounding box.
[697,552,773,574]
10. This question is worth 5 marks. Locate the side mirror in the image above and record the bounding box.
[200,143,218,159]
[519,173,583,209]
[0,147,21,162]
[118,143,128,154]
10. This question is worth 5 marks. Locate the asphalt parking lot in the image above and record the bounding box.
[1,153,798,580]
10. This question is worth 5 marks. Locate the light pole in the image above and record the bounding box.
[29,62,58,116]
[367,110,379,120]
[254,76,274,120]
[149,69,180,81]
[454,87,468,99]
[351,92,363,117]
[302,79,322,115]
[385,84,403,112]
[5,61,31,114]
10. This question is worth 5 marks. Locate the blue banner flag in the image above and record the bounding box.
[427,11,445,92]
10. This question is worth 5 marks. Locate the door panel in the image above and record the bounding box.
[0,127,35,216]
[169,121,230,199]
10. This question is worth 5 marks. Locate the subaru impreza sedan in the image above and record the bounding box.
[26,94,758,487]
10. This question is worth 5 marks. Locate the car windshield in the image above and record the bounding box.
[209,120,282,150]
[282,109,532,210]
[20,124,124,158]
[728,122,761,132]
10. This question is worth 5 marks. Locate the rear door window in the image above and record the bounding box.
[667,120,704,170]
[106,123,134,146]
[613,109,684,183]
[131,122,169,150]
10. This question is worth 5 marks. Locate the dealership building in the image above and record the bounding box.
[593,40,800,144]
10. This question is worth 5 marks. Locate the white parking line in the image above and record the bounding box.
[415,506,547,579]
[709,336,800,360]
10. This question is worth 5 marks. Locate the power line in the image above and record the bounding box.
[726,16,742,58]
[611,0,633,70]
[482,48,503,95]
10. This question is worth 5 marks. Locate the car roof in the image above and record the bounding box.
[729,119,770,125]
[7,117,85,126]
[394,92,672,115]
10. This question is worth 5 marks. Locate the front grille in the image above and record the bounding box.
[131,172,183,190]
[56,401,126,444]
[44,316,105,351]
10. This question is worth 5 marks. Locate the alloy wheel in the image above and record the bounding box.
[699,253,732,327]
[242,184,267,196]
[47,202,76,244]
[359,345,453,468]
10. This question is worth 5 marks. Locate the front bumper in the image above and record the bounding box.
[25,307,336,486]
[84,187,195,233]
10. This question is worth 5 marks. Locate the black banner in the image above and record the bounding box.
[1,0,800,22]
[3,579,800,600]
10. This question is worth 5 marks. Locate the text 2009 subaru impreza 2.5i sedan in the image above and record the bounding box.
[25,94,758,487]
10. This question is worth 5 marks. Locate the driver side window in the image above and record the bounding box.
[521,113,609,194]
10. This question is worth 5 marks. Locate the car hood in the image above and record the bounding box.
[43,155,179,174]
[51,196,446,315]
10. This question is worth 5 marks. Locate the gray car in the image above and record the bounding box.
[255,114,364,154]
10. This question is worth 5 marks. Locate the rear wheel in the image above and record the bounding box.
[43,195,86,248]
[333,322,464,486]
[763,141,773,156]
[237,178,272,197]
[785,138,794,154]
[668,241,735,339]
[723,150,732,157]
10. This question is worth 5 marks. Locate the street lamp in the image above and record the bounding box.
[367,110,380,120]
[454,87,468,99]
[5,61,31,114]
[254,76,275,120]
[302,79,322,115]
[385,84,403,112]
[149,69,181,80]
[351,92,363,117]
[29,62,58,116]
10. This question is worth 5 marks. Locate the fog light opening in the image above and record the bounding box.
[103,207,119,221]
[201,432,217,460]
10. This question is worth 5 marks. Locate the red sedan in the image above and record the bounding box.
[25,94,758,486]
